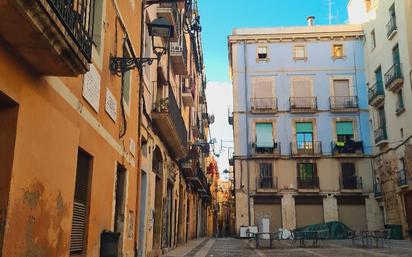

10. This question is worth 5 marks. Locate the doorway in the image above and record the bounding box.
[152,147,163,251]
[114,164,127,256]
[137,171,147,257]
[0,91,18,257]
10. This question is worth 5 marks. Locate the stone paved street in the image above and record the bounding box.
[165,238,412,257]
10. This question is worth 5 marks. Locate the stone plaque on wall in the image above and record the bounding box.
[82,64,101,112]
[105,88,117,122]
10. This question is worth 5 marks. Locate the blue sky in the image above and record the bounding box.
[199,0,350,82]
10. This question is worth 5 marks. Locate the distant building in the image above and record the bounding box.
[348,0,412,238]
[228,19,384,235]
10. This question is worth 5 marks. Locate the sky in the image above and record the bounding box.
[201,0,350,174]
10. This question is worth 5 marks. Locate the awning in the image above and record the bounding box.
[336,121,353,135]
[256,123,273,148]
[296,122,313,133]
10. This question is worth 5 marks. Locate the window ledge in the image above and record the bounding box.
[256,58,270,63]
[332,56,347,61]
[293,57,308,62]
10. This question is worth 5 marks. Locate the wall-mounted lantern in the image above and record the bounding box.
[109,17,174,74]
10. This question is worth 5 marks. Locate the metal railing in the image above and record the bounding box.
[368,81,384,103]
[374,127,387,144]
[329,96,359,110]
[397,170,408,187]
[384,63,403,88]
[331,141,364,155]
[252,142,281,156]
[251,97,278,112]
[386,16,397,38]
[289,97,317,111]
[340,176,363,190]
[291,141,322,156]
[256,177,278,190]
[153,84,188,149]
[47,0,95,61]
[297,176,319,189]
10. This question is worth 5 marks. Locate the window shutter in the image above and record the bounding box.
[292,79,311,97]
[253,78,274,98]
[333,80,350,97]
[336,121,353,135]
[256,123,273,148]
[70,151,91,254]
[296,122,313,133]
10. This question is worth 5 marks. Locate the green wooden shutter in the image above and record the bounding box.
[296,122,313,133]
[336,121,353,135]
[256,123,273,148]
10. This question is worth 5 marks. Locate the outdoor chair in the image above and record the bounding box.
[372,229,392,248]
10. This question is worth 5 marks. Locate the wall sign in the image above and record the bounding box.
[82,64,101,112]
[105,88,117,122]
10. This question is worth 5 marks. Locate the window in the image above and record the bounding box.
[296,122,313,152]
[365,0,372,12]
[341,163,357,189]
[291,78,311,98]
[371,29,376,49]
[251,77,275,110]
[257,46,268,59]
[70,149,92,255]
[259,163,273,188]
[114,164,127,233]
[332,44,344,59]
[294,45,306,59]
[377,106,386,129]
[375,66,383,87]
[396,89,404,114]
[92,0,104,51]
[297,163,318,189]
[141,137,148,157]
[255,123,274,152]
[392,44,400,65]
[336,121,354,143]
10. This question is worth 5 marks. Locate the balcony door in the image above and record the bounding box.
[336,121,354,143]
[296,122,313,154]
[375,67,383,84]
[252,77,274,110]
[333,79,350,107]
[255,123,274,153]
[259,163,273,189]
[341,163,357,189]
[392,44,400,65]
[297,163,317,189]
[292,78,311,107]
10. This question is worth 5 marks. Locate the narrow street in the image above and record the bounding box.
[165,238,412,257]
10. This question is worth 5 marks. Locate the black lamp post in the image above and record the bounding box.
[109,17,173,75]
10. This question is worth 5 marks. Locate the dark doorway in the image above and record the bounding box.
[0,91,18,257]
[114,164,127,256]
[152,146,163,251]
[404,191,412,232]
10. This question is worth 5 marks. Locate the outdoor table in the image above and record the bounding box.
[293,230,322,247]
[252,232,279,249]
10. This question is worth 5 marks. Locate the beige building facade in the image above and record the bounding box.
[348,0,412,237]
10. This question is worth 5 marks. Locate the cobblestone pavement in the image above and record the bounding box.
[202,238,412,257]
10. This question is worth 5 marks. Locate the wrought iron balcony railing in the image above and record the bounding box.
[329,96,359,111]
[251,97,278,112]
[368,81,385,105]
[291,141,322,156]
[374,127,388,144]
[289,97,317,112]
[386,16,397,38]
[256,177,278,191]
[384,63,403,90]
[47,0,94,61]
[331,140,364,155]
[340,176,363,190]
[397,169,408,187]
[297,176,319,190]
[252,142,281,156]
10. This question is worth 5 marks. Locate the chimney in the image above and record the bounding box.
[307,16,315,26]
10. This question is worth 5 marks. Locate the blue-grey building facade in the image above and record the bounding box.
[229,22,384,234]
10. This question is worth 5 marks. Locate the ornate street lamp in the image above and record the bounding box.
[109,17,173,75]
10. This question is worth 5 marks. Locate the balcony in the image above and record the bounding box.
[290,141,322,156]
[374,182,383,198]
[181,159,195,178]
[152,84,188,159]
[256,177,278,193]
[397,170,408,188]
[374,127,388,145]
[252,142,281,157]
[386,16,397,39]
[0,0,95,75]
[339,176,363,192]
[157,2,179,41]
[182,86,194,107]
[251,97,278,113]
[289,97,317,113]
[384,63,403,92]
[170,40,188,75]
[331,140,364,156]
[368,81,385,107]
[297,176,320,191]
[329,96,359,112]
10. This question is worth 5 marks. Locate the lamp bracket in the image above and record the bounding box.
[109,56,158,75]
